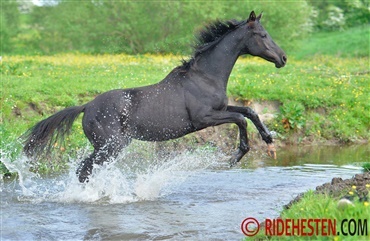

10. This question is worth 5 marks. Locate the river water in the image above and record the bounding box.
[1,144,368,240]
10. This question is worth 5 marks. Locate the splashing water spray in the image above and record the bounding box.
[1,144,224,204]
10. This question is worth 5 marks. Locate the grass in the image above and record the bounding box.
[229,55,369,143]
[363,163,370,172]
[1,54,181,172]
[1,53,368,174]
[1,54,369,145]
[292,26,370,59]
[250,189,370,240]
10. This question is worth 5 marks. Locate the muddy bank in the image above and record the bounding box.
[285,172,370,209]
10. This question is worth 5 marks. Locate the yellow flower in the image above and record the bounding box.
[352,185,356,189]
[349,191,354,195]
[366,184,370,188]
[364,202,369,207]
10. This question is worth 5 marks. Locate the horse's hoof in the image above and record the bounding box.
[76,160,93,183]
[228,150,243,167]
[267,144,277,159]
[78,174,90,183]
[229,159,237,168]
[76,168,91,183]
[229,155,240,167]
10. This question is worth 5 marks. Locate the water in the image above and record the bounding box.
[1,145,368,240]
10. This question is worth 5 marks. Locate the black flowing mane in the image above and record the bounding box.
[180,19,245,71]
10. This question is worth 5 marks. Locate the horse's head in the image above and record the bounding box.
[241,11,287,68]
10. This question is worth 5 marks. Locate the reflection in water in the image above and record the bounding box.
[1,145,368,240]
[242,144,369,169]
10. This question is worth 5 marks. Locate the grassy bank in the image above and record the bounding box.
[2,54,368,146]
[1,53,368,173]
[250,189,370,240]
[229,55,369,143]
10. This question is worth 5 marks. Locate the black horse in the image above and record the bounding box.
[23,11,286,183]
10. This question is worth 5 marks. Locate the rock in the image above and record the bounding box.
[331,177,343,185]
[337,198,354,210]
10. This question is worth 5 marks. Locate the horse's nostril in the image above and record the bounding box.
[282,55,287,63]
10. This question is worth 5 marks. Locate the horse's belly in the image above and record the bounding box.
[126,85,195,141]
[130,117,194,141]
[128,103,194,141]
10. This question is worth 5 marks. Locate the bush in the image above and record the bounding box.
[280,101,306,131]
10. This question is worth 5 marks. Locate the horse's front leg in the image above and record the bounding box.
[193,111,250,166]
[226,105,276,159]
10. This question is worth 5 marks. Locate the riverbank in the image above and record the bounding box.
[250,172,370,240]
[1,54,369,173]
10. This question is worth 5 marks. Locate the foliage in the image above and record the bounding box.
[308,0,370,31]
[4,1,312,55]
[0,1,21,53]
[322,5,346,30]
[363,163,370,172]
[280,101,306,131]
[2,1,369,55]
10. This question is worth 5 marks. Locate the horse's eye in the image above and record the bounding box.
[261,34,267,38]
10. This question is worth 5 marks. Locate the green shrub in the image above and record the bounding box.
[280,101,306,131]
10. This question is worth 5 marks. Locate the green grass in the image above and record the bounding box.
[1,54,173,130]
[229,55,369,143]
[292,26,370,59]
[1,54,369,147]
[1,53,368,174]
[363,163,370,172]
[1,54,180,170]
[250,190,370,240]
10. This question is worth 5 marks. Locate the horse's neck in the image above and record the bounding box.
[193,32,242,89]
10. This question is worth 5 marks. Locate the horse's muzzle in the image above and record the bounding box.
[275,54,287,68]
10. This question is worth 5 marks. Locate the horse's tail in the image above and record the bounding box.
[23,105,86,158]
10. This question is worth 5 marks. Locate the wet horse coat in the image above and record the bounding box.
[23,11,287,182]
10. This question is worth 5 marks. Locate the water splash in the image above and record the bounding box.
[1,147,224,204]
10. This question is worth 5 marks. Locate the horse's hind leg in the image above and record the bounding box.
[76,150,98,183]
[76,139,129,183]
[76,115,131,183]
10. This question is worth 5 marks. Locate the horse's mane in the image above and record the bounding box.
[178,19,245,72]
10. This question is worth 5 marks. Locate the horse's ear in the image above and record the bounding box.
[257,12,263,21]
[248,11,256,22]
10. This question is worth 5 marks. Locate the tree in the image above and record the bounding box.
[9,1,315,54]
[1,1,21,54]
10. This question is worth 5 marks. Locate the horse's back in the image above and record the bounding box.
[83,82,194,141]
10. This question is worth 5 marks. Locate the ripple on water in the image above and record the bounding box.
[0,145,366,240]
